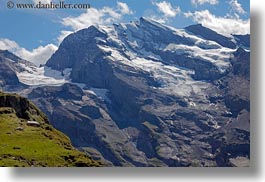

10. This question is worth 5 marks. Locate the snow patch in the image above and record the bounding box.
[123,51,210,97]
[16,63,71,86]
[164,43,233,72]
[86,88,111,103]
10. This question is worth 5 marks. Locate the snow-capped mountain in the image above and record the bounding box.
[0,18,250,167]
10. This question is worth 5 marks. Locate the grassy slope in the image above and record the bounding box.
[0,93,102,167]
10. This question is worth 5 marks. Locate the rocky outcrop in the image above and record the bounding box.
[0,92,102,167]
[0,92,48,123]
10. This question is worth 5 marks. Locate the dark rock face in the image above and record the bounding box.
[231,47,250,79]
[0,62,20,87]
[46,26,108,71]
[233,34,250,48]
[29,83,84,100]
[0,50,29,91]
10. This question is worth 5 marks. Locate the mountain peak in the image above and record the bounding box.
[0,50,22,63]
[139,17,169,30]
[70,25,107,41]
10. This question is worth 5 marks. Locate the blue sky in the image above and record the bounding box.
[0,0,250,65]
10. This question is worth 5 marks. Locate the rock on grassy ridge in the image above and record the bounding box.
[0,92,102,167]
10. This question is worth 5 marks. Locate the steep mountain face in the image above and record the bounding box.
[0,50,29,90]
[1,18,250,167]
[0,92,101,167]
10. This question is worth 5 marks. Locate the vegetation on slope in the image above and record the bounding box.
[0,92,102,167]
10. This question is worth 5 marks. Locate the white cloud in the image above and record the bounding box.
[102,7,122,19]
[184,10,250,36]
[62,8,104,31]
[16,44,57,66]
[0,38,57,66]
[117,2,133,14]
[62,2,133,31]
[191,0,218,6]
[0,39,19,51]
[229,0,246,14]
[153,1,181,17]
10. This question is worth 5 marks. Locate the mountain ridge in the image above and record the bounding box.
[0,18,250,167]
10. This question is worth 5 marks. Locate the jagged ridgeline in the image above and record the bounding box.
[0,92,102,167]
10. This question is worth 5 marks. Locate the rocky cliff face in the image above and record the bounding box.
[1,18,250,167]
[0,92,48,123]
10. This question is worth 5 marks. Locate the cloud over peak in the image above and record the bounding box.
[184,9,249,36]
[0,38,57,66]
[153,1,181,17]
[62,2,133,31]
[0,39,19,51]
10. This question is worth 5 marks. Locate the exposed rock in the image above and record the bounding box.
[233,34,250,48]
[229,157,250,167]
[15,127,24,131]
[27,121,40,127]
[0,92,48,122]
[29,83,84,100]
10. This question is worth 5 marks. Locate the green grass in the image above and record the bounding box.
[0,108,102,167]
